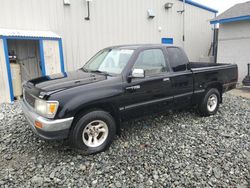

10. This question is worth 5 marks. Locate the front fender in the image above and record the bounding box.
[55,88,122,119]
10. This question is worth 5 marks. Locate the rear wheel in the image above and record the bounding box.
[70,110,116,155]
[198,88,220,116]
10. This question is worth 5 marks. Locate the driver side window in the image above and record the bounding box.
[133,49,167,76]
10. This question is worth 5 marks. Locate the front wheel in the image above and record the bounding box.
[70,110,116,155]
[198,88,220,116]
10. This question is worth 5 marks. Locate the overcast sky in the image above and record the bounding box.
[193,0,248,14]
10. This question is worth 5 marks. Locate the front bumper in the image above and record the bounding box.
[21,100,74,140]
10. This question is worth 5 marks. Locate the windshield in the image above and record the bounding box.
[83,48,134,75]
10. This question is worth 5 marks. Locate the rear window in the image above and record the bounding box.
[166,47,188,72]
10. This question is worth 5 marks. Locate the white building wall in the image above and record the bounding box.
[0,0,215,72]
[217,20,250,82]
[184,4,215,62]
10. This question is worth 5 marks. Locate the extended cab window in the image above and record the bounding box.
[133,49,167,76]
[167,47,188,72]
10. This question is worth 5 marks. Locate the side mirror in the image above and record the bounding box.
[130,69,145,78]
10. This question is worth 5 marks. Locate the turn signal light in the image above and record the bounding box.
[35,121,43,129]
[49,103,57,114]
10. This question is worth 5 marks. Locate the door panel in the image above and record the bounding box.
[43,40,61,75]
[165,47,194,108]
[120,74,173,120]
[120,48,174,120]
[170,71,194,108]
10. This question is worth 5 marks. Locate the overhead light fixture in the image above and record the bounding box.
[63,0,71,5]
[147,9,155,19]
[164,2,173,9]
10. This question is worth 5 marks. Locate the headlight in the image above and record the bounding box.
[35,99,59,119]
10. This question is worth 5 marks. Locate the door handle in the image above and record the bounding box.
[126,85,140,91]
[163,78,170,82]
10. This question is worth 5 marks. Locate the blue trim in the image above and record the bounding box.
[180,0,218,13]
[210,15,250,24]
[58,39,65,73]
[63,72,67,77]
[2,37,14,102]
[39,40,46,76]
[162,38,173,44]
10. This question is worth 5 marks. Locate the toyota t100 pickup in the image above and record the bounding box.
[21,44,238,154]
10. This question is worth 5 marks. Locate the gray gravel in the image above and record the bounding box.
[0,93,249,187]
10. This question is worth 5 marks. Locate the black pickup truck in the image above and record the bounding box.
[21,44,238,154]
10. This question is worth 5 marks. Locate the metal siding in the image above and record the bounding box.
[0,0,214,71]
[184,3,215,61]
[217,21,250,82]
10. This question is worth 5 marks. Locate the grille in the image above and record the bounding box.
[24,90,35,108]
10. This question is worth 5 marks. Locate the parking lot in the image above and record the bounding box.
[0,93,249,188]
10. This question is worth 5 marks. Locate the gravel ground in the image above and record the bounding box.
[0,93,249,188]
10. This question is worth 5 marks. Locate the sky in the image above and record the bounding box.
[193,0,248,14]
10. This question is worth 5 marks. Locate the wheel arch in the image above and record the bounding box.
[70,102,121,135]
[205,82,223,103]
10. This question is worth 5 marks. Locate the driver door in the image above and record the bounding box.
[120,48,174,120]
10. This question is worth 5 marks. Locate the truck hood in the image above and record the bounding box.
[28,70,108,93]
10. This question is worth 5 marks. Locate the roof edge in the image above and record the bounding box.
[210,15,250,24]
[180,0,218,13]
[0,28,61,39]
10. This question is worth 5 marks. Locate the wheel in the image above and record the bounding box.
[70,110,116,155]
[198,88,220,117]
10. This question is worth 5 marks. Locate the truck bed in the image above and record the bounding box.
[189,62,238,96]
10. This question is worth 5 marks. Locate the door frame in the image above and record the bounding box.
[0,35,65,102]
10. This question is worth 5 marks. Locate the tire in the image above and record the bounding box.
[198,88,220,117]
[70,110,116,155]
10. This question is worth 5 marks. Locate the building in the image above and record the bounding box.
[0,0,217,103]
[211,1,250,83]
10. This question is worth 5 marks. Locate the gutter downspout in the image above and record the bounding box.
[183,0,186,50]
[213,12,217,63]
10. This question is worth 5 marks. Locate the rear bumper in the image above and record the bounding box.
[21,100,74,140]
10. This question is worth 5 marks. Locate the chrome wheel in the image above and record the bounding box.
[82,120,109,148]
[207,94,218,112]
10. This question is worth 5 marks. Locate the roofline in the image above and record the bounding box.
[0,28,61,39]
[210,15,250,24]
[0,36,61,40]
[180,0,218,13]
